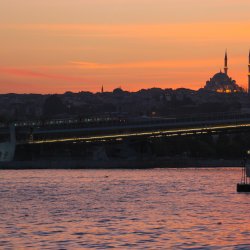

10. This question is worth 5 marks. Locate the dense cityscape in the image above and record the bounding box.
[1,51,250,162]
[0,87,247,122]
[1,51,249,122]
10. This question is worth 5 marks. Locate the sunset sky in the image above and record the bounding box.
[0,0,250,93]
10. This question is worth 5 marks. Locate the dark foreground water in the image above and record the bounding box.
[0,168,250,249]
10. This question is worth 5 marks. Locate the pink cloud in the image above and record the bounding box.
[0,67,89,82]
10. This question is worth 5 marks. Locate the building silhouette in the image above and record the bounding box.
[204,51,244,93]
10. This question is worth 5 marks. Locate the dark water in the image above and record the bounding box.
[0,168,250,249]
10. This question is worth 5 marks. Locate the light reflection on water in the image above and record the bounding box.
[0,168,250,249]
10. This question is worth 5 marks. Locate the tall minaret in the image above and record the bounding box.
[224,50,228,75]
[248,50,250,93]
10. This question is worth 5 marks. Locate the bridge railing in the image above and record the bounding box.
[1,111,250,130]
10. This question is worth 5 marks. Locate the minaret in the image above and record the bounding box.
[101,85,104,93]
[224,50,228,75]
[248,50,250,93]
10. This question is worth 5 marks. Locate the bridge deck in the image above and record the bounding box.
[1,112,250,144]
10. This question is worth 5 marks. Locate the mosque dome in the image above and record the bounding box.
[211,72,230,83]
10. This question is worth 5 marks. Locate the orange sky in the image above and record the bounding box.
[0,0,250,93]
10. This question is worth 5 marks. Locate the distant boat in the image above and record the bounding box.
[237,152,250,192]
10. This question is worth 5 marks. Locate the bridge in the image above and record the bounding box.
[1,112,250,145]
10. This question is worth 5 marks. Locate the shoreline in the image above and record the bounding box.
[0,157,242,170]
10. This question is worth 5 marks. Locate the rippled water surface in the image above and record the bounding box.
[1,168,250,249]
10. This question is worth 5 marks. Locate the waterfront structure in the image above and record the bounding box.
[204,51,244,93]
[0,125,16,162]
[237,151,250,192]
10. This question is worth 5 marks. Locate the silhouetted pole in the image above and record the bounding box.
[248,50,250,94]
[224,50,228,75]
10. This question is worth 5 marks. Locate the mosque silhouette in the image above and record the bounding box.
[204,51,245,93]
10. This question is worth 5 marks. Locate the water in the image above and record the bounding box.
[0,168,250,249]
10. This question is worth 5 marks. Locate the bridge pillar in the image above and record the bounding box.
[0,125,16,162]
